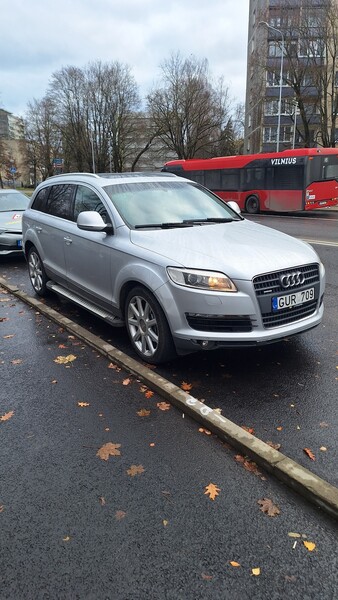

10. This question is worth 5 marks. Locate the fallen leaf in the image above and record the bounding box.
[303,541,316,552]
[303,448,315,461]
[145,390,154,399]
[162,519,169,527]
[285,575,297,582]
[204,483,220,501]
[241,425,255,435]
[276,426,283,431]
[288,532,301,538]
[127,464,145,476]
[181,381,193,391]
[77,402,90,407]
[157,402,171,411]
[122,378,131,386]
[149,443,155,447]
[108,362,121,371]
[51,379,57,384]
[3,334,14,339]
[58,344,67,349]
[96,442,121,461]
[257,498,280,517]
[11,359,23,365]
[115,510,126,520]
[0,411,14,422]
[137,408,151,417]
[98,496,106,506]
[53,354,77,364]
[265,441,281,450]
[199,428,212,436]
[201,573,213,580]
[319,422,329,428]
[230,561,240,567]
[0,505,4,513]
[320,446,327,452]
[252,568,261,576]
[62,536,71,542]
[234,454,262,477]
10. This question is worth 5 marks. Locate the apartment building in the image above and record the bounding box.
[244,0,338,154]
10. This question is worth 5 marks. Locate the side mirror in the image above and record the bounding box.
[227,201,241,215]
[77,211,113,233]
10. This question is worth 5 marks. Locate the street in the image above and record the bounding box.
[1,211,338,599]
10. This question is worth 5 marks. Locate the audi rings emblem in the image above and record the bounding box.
[280,271,305,288]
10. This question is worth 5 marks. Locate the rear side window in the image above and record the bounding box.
[31,187,50,212]
[46,185,74,219]
[73,185,109,223]
[32,184,74,219]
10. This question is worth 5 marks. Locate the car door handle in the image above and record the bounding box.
[64,236,72,244]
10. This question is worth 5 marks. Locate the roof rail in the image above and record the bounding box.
[46,172,100,180]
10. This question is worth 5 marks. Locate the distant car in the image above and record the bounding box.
[0,189,29,256]
[22,172,325,364]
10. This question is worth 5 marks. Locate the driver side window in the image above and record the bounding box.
[74,185,109,223]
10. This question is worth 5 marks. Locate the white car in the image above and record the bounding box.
[22,172,325,363]
[0,189,29,256]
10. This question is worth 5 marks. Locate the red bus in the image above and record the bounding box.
[162,148,338,213]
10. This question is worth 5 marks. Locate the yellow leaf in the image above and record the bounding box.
[3,334,14,339]
[53,354,77,364]
[276,426,283,431]
[320,446,327,452]
[162,520,169,527]
[127,464,145,477]
[230,561,240,567]
[122,378,131,385]
[157,402,171,411]
[77,402,90,407]
[0,411,14,422]
[288,532,301,538]
[137,408,151,417]
[252,568,261,576]
[303,541,316,552]
[96,442,121,461]
[62,536,70,542]
[204,483,220,501]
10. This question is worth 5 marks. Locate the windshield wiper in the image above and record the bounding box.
[134,222,194,229]
[183,217,235,224]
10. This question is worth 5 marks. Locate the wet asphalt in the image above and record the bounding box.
[1,271,338,598]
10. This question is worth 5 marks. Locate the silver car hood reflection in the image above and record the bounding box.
[0,211,23,232]
[130,219,319,279]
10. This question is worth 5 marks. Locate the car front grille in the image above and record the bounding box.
[253,264,320,329]
[253,263,319,296]
[186,314,253,333]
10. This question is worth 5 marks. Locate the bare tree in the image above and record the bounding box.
[24,97,62,183]
[49,61,141,172]
[147,53,232,159]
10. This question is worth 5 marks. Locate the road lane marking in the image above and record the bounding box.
[301,238,338,247]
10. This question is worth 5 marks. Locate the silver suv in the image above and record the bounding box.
[22,172,325,363]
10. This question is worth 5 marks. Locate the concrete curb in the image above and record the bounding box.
[1,277,338,521]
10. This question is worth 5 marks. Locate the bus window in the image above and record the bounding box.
[182,170,205,186]
[204,169,221,190]
[221,169,240,190]
[241,167,265,190]
[271,165,304,190]
[322,157,338,179]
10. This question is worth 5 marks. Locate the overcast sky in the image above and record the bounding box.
[1,0,249,118]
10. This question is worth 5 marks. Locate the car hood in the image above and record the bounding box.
[0,210,24,232]
[130,219,319,279]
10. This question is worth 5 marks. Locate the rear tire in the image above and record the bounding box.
[245,195,260,214]
[125,286,176,364]
[28,247,49,296]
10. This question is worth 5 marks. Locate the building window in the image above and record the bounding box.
[264,126,292,143]
[299,39,324,57]
[268,41,283,57]
[264,127,277,142]
[265,99,294,116]
[266,70,290,86]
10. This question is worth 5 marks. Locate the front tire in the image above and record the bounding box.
[245,195,260,214]
[28,247,49,296]
[125,286,176,364]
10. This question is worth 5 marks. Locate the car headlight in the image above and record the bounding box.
[167,267,237,292]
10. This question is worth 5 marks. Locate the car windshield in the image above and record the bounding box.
[103,180,242,228]
[0,192,29,212]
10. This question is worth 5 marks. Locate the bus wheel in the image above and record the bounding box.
[245,195,260,214]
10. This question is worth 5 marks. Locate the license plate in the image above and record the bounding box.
[272,287,315,311]
[17,240,22,248]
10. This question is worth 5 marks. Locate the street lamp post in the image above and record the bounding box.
[259,21,285,152]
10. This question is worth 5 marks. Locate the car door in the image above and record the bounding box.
[64,184,113,310]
